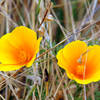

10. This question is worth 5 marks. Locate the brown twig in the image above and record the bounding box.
[39,1,52,28]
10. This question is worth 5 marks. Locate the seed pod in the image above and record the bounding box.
[37,25,45,35]
[45,14,54,21]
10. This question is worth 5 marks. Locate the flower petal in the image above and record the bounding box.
[26,37,42,67]
[74,45,100,84]
[63,40,87,62]
[56,49,69,70]
[0,26,41,71]
[60,40,88,79]
[56,40,100,84]
[0,64,23,71]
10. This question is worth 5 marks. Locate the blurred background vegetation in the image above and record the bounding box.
[0,0,100,100]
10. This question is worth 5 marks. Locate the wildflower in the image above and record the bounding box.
[0,26,42,71]
[56,40,100,84]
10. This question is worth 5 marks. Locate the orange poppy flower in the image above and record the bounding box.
[0,26,42,71]
[56,40,100,84]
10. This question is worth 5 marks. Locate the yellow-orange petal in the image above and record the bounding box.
[75,45,100,84]
[56,49,69,70]
[83,45,100,83]
[56,40,100,84]
[0,26,42,71]
[0,64,23,71]
[63,40,87,62]
[57,40,87,78]
[26,37,42,67]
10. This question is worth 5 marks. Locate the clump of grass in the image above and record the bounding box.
[0,0,100,100]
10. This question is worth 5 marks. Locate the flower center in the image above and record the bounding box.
[76,65,84,75]
[17,50,27,64]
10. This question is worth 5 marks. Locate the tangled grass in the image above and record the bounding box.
[0,0,100,100]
